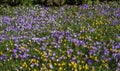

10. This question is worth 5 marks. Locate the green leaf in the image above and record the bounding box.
[46,0,53,5]
[54,0,66,6]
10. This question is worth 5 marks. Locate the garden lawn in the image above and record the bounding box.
[0,2,120,71]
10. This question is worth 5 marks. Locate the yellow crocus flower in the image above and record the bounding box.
[58,67,63,71]
[85,64,89,70]
[81,61,84,64]
[94,57,98,61]
[92,67,96,71]
[22,62,27,68]
[0,51,3,55]
[68,63,72,66]
[74,69,78,71]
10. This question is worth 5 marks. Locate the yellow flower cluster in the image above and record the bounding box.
[22,62,28,68]
[30,59,39,65]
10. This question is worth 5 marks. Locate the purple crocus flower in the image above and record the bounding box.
[3,16,11,24]
[19,52,28,59]
[13,49,17,53]
[104,49,109,55]
[88,59,93,65]
[79,40,85,47]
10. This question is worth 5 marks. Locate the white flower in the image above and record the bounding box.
[19,66,23,69]
[49,64,53,69]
